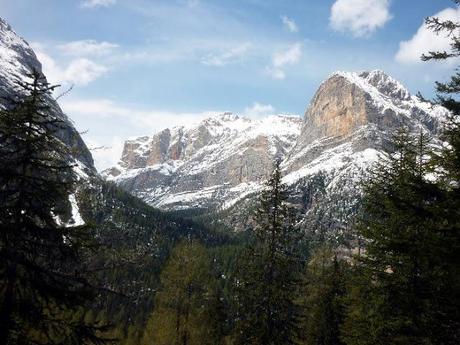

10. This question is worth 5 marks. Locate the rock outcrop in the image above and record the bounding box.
[0,18,95,171]
[285,70,445,174]
[104,114,302,209]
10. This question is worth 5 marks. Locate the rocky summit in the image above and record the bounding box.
[104,70,449,224]
[104,113,302,209]
[0,18,95,172]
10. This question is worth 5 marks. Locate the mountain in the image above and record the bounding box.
[284,70,445,176]
[105,70,448,233]
[0,17,94,171]
[104,113,302,209]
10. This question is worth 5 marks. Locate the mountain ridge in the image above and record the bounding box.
[104,70,448,217]
[103,113,303,209]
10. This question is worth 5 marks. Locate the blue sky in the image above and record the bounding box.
[1,0,458,169]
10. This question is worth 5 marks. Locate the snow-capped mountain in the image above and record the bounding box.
[104,69,449,231]
[276,70,449,233]
[104,113,302,209]
[0,17,96,227]
[283,70,447,183]
[0,17,94,171]
[0,15,450,234]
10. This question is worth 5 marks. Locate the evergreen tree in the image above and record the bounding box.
[0,71,101,344]
[419,3,460,341]
[341,130,457,345]
[341,7,460,340]
[301,246,348,345]
[421,0,460,114]
[141,240,219,345]
[235,161,303,345]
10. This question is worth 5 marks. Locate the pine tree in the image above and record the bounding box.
[235,161,303,345]
[301,246,348,345]
[141,240,219,345]
[421,0,460,114]
[419,3,460,341]
[0,71,101,344]
[341,130,453,345]
[340,7,460,337]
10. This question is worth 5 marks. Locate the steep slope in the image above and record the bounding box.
[0,17,94,171]
[278,70,448,235]
[104,113,302,209]
[0,13,227,257]
[105,70,449,234]
[284,70,445,177]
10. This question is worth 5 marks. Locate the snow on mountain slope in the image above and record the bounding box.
[0,18,40,90]
[0,17,97,227]
[105,70,449,221]
[284,70,448,178]
[0,17,95,171]
[104,113,302,209]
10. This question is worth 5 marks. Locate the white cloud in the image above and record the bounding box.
[32,43,108,86]
[266,68,286,80]
[64,59,108,85]
[61,99,215,130]
[281,15,298,33]
[201,43,251,66]
[266,42,302,80]
[85,136,125,172]
[58,40,119,56]
[330,0,392,37]
[243,102,276,117]
[395,7,460,64]
[273,43,302,67]
[61,98,220,169]
[81,0,116,9]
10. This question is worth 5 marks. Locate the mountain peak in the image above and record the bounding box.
[0,17,95,170]
[284,69,447,174]
[0,17,42,90]
[103,70,447,212]
[218,112,239,121]
[331,69,411,101]
[0,17,17,34]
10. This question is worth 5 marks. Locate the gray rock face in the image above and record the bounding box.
[104,114,302,209]
[284,70,446,174]
[0,17,95,171]
[105,70,449,225]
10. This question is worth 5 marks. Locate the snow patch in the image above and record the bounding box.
[68,193,85,226]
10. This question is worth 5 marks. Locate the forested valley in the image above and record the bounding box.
[1,2,460,345]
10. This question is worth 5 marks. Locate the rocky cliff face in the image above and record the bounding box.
[105,70,449,233]
[274,70,448,234]
[285,70,445,174]
[0,17,95,171]
[104,114,302,209]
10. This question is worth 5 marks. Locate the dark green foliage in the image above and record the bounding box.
[341,7,460,343]
[77,179,234,345]
[421,0,460,114]
[234,161,304,345]
[141,240,220,345]
[72,175,244,345]
[0,71,103,344]
[341,129,460,345]
[301,246,349,345]
[209,244,248,343]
